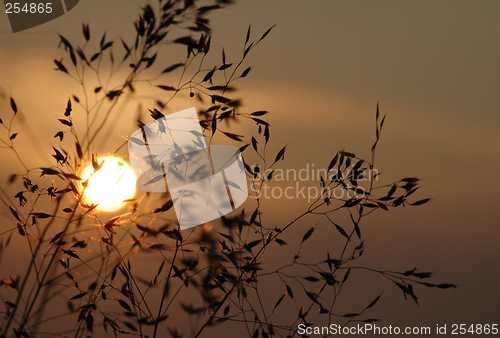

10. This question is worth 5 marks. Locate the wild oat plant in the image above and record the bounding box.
[0,1,455,337]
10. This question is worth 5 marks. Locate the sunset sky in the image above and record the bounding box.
[1,0,499,335]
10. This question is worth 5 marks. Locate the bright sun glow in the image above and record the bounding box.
[80,156,136,212]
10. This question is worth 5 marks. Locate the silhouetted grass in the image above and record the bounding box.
[0,1,455,337]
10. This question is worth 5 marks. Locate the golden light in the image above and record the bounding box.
[80,156,136,212]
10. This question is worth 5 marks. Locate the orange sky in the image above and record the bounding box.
[1,0,499,335]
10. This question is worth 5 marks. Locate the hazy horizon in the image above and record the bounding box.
[0,1,499,336]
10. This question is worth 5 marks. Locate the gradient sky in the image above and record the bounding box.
[1,0,499,336]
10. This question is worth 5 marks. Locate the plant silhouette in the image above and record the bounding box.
[0,1,455,337]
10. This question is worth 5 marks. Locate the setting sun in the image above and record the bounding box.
[80,156,136,212]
